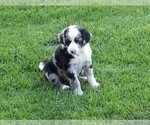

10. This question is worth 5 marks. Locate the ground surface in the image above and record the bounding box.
[0,6,150,119]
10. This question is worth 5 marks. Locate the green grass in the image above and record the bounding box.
[0,6,150,120]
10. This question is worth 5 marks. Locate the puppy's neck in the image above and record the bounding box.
[80,43,92,57]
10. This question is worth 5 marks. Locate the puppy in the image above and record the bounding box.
[39,25,99,95]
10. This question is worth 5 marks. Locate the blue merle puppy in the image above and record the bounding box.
[39,25,99,95]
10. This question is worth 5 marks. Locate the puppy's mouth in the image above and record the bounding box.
[73,53,79,56]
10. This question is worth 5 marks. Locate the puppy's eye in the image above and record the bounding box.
[75,38,83,47]
[75,38,83,43]
[65,39,71,46]
[74,38,80,43]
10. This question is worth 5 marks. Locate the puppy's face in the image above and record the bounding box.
[58,25,92,55]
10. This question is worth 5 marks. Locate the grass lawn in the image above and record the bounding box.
[0,6,150,120]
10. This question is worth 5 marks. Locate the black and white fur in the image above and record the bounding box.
[39,25,99,95]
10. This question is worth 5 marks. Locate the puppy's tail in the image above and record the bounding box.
[39,60,48,71]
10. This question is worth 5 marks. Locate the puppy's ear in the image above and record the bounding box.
[58,33,64,45]
[58,28,69,45]
[80,28,92,43]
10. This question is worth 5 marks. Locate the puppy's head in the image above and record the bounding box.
[58,25,92,55]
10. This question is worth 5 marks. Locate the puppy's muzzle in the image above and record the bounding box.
[70,50,76,54]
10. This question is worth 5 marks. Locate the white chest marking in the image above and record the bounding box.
[69,43,92,75]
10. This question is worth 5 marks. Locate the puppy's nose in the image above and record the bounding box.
[70,50,76,54]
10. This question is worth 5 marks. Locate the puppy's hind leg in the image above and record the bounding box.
[46,72,70,90]
[79,76,88,83]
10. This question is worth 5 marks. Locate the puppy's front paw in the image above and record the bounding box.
[74,89,83,95]
[92,82,100,89]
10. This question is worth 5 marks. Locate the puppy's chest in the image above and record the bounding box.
[69,53,90,75]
